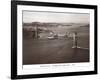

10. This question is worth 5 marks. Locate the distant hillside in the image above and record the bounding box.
[23,22,89,28]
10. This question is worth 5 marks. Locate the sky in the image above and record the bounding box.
[23,11,90,23]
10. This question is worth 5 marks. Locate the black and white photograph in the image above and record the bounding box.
[23,11,90,65]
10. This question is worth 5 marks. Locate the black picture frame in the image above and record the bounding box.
[11,0,97,79]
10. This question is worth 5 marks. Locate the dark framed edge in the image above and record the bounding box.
[11,0,98,79]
